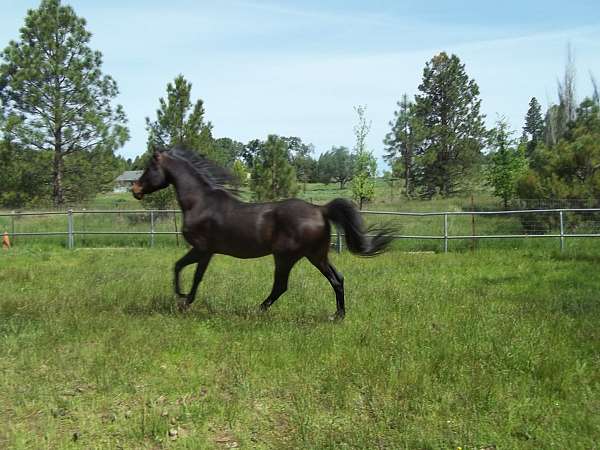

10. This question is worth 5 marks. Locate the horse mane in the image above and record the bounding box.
[166,146,238,195]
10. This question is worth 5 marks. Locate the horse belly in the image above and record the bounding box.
[212,224,272,258]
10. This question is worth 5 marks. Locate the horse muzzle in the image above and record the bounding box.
[131,183,144,200]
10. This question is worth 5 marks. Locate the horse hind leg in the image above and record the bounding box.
[259,254,299,312]
[308,255,345,320]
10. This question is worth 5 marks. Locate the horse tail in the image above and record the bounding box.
[322,198,395,256]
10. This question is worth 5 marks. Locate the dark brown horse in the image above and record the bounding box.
[132,147,394,319]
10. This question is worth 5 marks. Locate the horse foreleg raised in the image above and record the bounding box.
[173,248,201,298]
[182,253,212,310]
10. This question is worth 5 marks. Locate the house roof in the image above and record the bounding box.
[115,170,143,182]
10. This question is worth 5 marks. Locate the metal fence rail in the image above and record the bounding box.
[2,208,600,252]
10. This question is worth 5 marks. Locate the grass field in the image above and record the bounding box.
[1,247,599,448]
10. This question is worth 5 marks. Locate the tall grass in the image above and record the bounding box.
[1,247,599,448]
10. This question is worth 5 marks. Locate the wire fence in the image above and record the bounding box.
[2,208,600,253]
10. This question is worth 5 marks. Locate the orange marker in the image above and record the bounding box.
[2,231,10,249]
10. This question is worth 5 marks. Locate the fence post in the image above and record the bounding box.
[559,210,565,252]
[444,213,448,253]
[11,211,15,245]
[150,210,155,248]
[173,210,180,247]
[67,209,74,249]
[336,227,342,253]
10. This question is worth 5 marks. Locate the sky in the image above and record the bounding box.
[2,0,600,166]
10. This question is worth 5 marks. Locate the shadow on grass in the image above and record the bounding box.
[123,295,334,325]
[549,252,600,264]
[476,274,523,286]
[123,295,179,316]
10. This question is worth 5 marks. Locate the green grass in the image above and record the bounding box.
[1,247,599,448]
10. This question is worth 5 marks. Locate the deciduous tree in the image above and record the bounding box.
[351,105,377,209]
[317,146,354,189]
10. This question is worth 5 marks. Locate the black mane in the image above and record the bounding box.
[167,147,237,194]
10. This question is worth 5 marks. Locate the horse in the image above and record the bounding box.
[132,147,394,320]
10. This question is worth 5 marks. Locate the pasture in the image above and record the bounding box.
[1,247,599,448]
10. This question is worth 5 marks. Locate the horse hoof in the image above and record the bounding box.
[177,300,190,312]
[329,312,345,321]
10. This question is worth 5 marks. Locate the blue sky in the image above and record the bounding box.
[2,0,600,165]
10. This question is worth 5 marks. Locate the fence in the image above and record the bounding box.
[2,208,600,252]
[358,208,600,253]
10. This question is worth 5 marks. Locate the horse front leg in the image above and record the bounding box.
[181,253,213,311]
[173,248,202,298]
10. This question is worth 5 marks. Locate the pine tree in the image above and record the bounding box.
[141,74,214,210]
[523,97,544,157]
[383,94,422,197]
[414,52,486,197]
[250,135,298,201]
[145,74,213,154]
[486,118,528,209]
[0,0,128,206]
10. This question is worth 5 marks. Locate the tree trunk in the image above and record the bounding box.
[52,149,64,207]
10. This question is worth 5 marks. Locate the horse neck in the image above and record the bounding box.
[163,159,210,212]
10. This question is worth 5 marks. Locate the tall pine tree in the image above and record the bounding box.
[383,94,422,197]
[523,97,544,157]
[0,0,128,206]
[140,74,214,209]
[414,52,486,197]
[145,74,214,155]
[486,118,527,209]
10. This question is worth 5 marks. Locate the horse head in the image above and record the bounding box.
[132,151,170,200]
